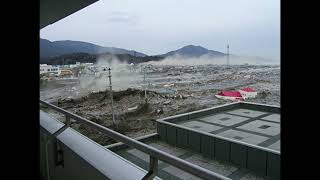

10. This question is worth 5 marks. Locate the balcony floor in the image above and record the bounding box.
[114,140,266,180]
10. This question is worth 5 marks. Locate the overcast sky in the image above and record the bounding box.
[40,0,280,60]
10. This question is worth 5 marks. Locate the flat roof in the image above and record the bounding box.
[176,108,280,151]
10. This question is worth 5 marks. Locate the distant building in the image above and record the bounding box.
[69,64,78,68]
[59,69,74,77]
[40,64,60,75]
[59,64,70,68]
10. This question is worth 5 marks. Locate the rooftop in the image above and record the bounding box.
[176,108,280,151]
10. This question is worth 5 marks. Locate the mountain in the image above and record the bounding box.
[40,40,277,65]
[159,45,226,58]
[40,38,147,58]
[41,52,164,65]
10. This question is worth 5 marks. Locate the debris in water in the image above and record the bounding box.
[128,106,138,111]
[163,83,175,87]
[163,100,171,105]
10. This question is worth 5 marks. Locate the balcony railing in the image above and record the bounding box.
[40,99,231,180]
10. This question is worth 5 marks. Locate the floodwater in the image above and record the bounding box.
[40,64,280,145]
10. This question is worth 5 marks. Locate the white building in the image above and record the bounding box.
[83,63,94,66]
[40,64,60,75]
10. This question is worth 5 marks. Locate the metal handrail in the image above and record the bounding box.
[40,99,231,180]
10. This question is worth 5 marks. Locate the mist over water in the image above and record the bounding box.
[76,51,279,95]
[143,54,279,66]
[78,55,143,92]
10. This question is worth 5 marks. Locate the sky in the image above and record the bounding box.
[40,0,280,60]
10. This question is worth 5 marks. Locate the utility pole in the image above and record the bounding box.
[144,67,147,101]
[227,44,230,66]
[133,51,136,72]
[107,67,116,126]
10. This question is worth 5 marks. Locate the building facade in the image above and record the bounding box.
[40,64,60,75]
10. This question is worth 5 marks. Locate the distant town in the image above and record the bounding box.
[40,62,93,79]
